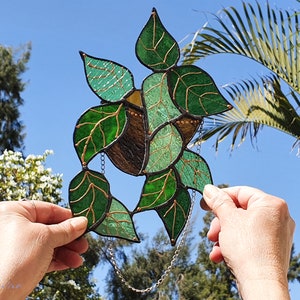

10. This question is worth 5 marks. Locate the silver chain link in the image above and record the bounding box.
[105,120,203,294]
[108,190,196,294]
[196,118,204,153]
[107,119,205,294]
[100,153,105,174]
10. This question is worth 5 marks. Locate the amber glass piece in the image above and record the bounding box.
[126,89,143,108]
[105,104,146,175]
[174,116,202,147]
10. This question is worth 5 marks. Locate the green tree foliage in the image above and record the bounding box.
[105,230,192,300]
[105,209,300,300]
[0,44,31,153]
[104,215,239,300]
[178,211,239,300]
[0,149,103,299]
[289,245,300,284]
[28,234,103,300]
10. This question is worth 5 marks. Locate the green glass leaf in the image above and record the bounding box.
[156,188,191,246]
[135,168,177,212]
[80,52,134,102]
[143,73,181,134]
[168,65,232,116]
[74,103,126,166]
[136,8,180,71]
[146,123,183,173]
[94,197,140,242]
[69,169,110,230]
[175,150,212,193]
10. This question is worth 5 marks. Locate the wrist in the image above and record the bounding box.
[0,279,24,300]
[237,278,290,300]
[232,260,290,300]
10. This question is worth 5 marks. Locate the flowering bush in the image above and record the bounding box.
[0,149,63,203]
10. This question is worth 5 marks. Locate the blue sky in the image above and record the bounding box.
[1,0,299,298]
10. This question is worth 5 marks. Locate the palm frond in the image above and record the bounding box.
[194,75,300,151]
[182,2,300,93]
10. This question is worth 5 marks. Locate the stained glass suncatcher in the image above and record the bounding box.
[69,8,231,246]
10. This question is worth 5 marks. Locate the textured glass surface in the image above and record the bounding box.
[135,169,177,211]
[175,150,212,193]
[69,170,110,228]
[168,65,231,116]
[69,8,231,245]
[136,8,179,71]
[81,52,134,102]
[156,188,191,246]
[143,73,181,134]
[94,198,139,242]
[74,104,127,166]
[146,124,182,173]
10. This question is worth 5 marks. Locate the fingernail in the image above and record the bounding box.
[71,216,88,231]
[200,198,210,210]
[204,184,219,198]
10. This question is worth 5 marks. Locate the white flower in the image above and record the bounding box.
[0,150,63,204]
[66,280,81,290]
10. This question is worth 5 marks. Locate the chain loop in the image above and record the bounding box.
[196,118,204,153]
[108,191,196,294]
[107,120,204,294]
[100,153,105,174]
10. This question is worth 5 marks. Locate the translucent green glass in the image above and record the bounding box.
[135,169,177,211]
[94,198,139,242]
[136,8,179,71]
[143,73,181,134]
[69,170,110,229]
[156,188,191,246]
[69,8,231,245]
[81,52,134,102]
[146,124,182,173]
[74,104,127,165]
[175,150,212,193]
[168,65,231,116]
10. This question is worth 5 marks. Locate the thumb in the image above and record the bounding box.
[203,184,237,218]
[48,216,88,248]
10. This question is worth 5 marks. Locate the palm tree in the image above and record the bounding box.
[182,1,300,153]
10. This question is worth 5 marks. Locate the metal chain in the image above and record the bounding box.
[196,118,204,153]
[107,120,205,294]
[100,153,105,174]
[108,191,196,294]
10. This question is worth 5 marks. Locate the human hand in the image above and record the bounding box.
[0,200,88,300]
[201,184,295,300]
